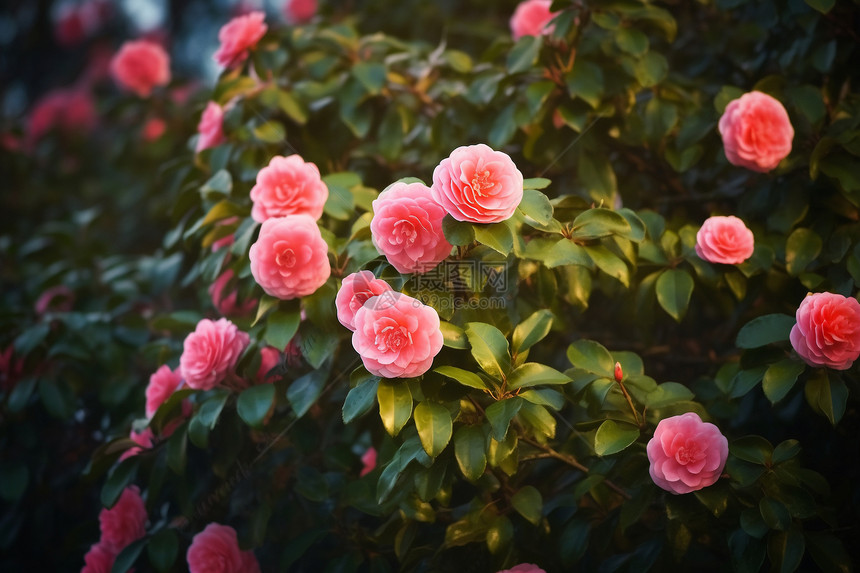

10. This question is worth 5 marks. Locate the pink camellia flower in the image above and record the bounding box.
[180,318,250,391]
[213,11,267,69]
[142,117,166,141]
[28,89,97,143]
[718,91,794,173]
[54,5,86,46]
[35,284,75,314]
[284,0,317,24]
[99,486,147,553]
[110,40,171,97]
[209,269,258,317]
[335,271,393,331]
[211,217,239,253]
[646,412,728,495]
[694,215,755,265]
[249,215,331,300]
[187,523,260,573]
[196,101,226,152]
[250,155,328,223]
[431,144,524,224]
[81,541,116,573]
[257,346,282,382]
[359,447,377,477]
[509,0,559,41]
[497,564,547,573]
[120,426,155,461]
[789,292,860,370]
[145,365,183,418]
[370,181,453,274]
[352,291,443,378]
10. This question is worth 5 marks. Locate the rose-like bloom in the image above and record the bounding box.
[694,215,754,265]
[99,486,147,553]
[120,426,155,461]
[213,11,267,69]
[250,155,328,223]
[209,269,258,317]
[718,91,794,173]
[196,101,225,152]
[509,0,558,41]
[359,447,377,477]
[257,346,281,383]
[646,412,728,495]
[352,292,443,378]
[28,89,97,143]
[187,523,260,573]
[790,292,860,370]
[142,117,166,141]
[179,318,250,391]
[497,565,547,573]
[335,271,393,331]
[35,284,75,314]
[370,182,453,274]
[284,0,317,24]
[110,40,170,97]
[431,144,524,224]
[81,541,116,573]
[249,215,331,300]
[145,365,183,418]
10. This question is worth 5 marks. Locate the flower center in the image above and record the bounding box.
[675,442,703,465]
[394,220,417,244]
[470,169,493,197]
[276,248,296,268]
[375,324,412,352]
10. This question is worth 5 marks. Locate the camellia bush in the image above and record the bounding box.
[4,0,860,571]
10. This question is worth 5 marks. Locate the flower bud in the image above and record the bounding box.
[614,361,623,383]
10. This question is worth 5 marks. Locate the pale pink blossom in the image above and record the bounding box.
[359,447,377,477]
[35,284,75,314]
[213,11,267,69]
[718,91,793,172]
[110,40,171,97]
[28,89,97,143]
[250,155,328,223]
[284,0,317,24]
[352,291,443,378]
[790,292,860,370]
[187,523,260,573]
[694,215,754,265]
[196,101,226,152]
[99,486,147,553]
[249,215,331,300]
[431,144,524,224]
[81,541,116,573]
[509,0,559,41]
[209,269,258,317]
[497,564,547,573]
[335,271,393,331]
[371,181,452,274]
[646,412,728,495]
[180,318,250,391]
[145,365,183,418]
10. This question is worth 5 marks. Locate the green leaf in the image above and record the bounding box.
[594,420,640,456]
[485,397,523,441]
[378,379,413,436]
[772,440,801,464]
[507,34,543,74]
[518,189,554,225]
[473,221,514,255]
[253,120,285,143]
[767,529,805,573]
[714,85,744,114]
[567,339,614,376]
[511,486,543,525]
[0,463,29,502]
[237,384,275,427]
[512,309,554,354]
[200,169,233,196]
[166,423,187,474]
[454,425,487,482]
[545,239,594,268]
[101,458,139,508]
[645,382,695,408]
[414,401,453,458]
[616,28,649,56]
[434,365,489,390]
[440,321,469,349]
[635,52,669,87]
[342,374,380,423]
[760,498,792,531]
[486,516,514,554]
[112,537,147,573]
[804,369,848,425]
[805,0,835,13]
[252,295,280,327]
[565,61,604,108]
[731,436,773,465]
[523,177,552,190]
[806,532,852,573]
[287,369,328,418]
[656,269,694,322]
[507,363,571,390]
[736,314,795,349]
[584,244,629,286]
[148,528,178,572]
[464,322,511,380]
[570,208,632,240]
[264,309,301,349]
[785,228,822,276]
[762,359,806,404]
[442,214,476,246]
[352,62,387,94]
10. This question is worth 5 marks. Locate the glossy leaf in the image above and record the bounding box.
[464,322,511,380]
[377,380,413,436]
[656,269,694,322]
[237,384,276,427]
[454,425,487,482]
[594,420,640,456]
[414,401,453,458]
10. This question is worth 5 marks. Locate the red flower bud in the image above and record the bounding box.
[614,361,623,383]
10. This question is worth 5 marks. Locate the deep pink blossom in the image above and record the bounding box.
[510,0,558,41]
[497,565,547,573]
[694,215,755,264]
[120,427,155,461]
[790,292,860,370]
[250,155,328,223]
[335,271,393,331]
[209,269,258,317]
[213,11,267,68]
[284,0,317,24]
[0,345,24,393]
[145,365,183,418]
[646,412,728,495]
[359,447,377,477]
[28,89,97,143]
[81,541,116,573]
[718,91,793,172]
[35,284,75,314]
[180,319,250,391]
[142,117,166,141]
[110,40,171,97]
[257,346,282,382]
[196,101,226,152]
[99,486,147,553]
[187,523,260,573]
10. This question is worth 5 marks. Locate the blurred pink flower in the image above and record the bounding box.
[54,5,86,46]
[81,541,116,573]
[431,144,524,224]
[371,181,452,274]
[250,155,328,222]
[284,0,317,24]
[790,292,860,370]
[145,365,183,418]
[249,215,331,300]
[110,40,171,97]
[196,101,226,152]
[99,486,147,553]
[142,117,167,141]
[28,89,97,143]
[256,346,282,383]
[694,215,754,265]
[180,318,250,391]
[187,523,260,573]
[509,0,558,41]
[359,447,377,476]
[718,91,793,172]
[0,345,24,393]
[120,427,155,461]
[647,412,728,495]
[35,284,75,314]
[352,291,443,378]
[335,271,393,331]
[497,564,547,573]
[209,269,258,318]
[214,11,267,69]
